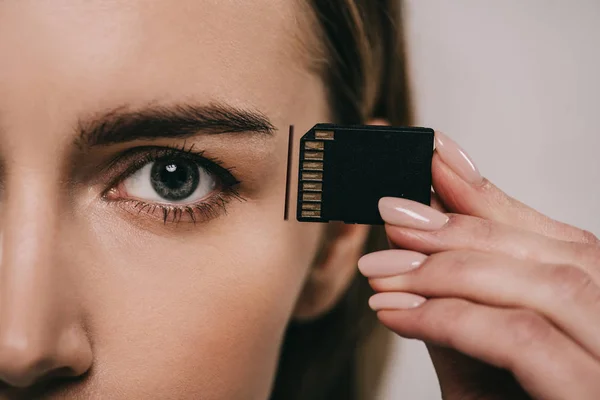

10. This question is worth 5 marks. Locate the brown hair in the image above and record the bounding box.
[270,1,412,399]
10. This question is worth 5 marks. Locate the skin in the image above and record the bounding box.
[4,1,597,399]
[361,148,600,399]
[0,1,370,399]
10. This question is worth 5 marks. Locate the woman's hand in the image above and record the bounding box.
[358,131,600,400]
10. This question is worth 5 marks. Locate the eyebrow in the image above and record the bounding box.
[75,102,276,148]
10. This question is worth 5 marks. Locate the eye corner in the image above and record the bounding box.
[97,144,244,226]
[100,185,120,201]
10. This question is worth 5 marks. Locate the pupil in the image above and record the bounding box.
[150,159,200,201]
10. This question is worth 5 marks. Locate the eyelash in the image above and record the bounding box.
[101,142,245,224]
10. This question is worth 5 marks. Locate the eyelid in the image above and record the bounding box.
[99,144,239,199]
[97,144,245,224]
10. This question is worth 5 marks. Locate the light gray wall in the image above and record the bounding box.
[376,1,600,398]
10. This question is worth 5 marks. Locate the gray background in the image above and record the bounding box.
[376,1,600,398]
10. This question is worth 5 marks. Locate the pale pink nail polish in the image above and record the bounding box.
[369,292,426,311]
[358,250,427,278]
[435,131,483,185]
[378,197,449,230]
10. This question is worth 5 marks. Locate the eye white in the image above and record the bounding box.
[122,162,217,204]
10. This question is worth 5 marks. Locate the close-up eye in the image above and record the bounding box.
[122,158,216,203]
[102,146,243,224]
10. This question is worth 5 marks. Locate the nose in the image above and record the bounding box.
[0,177,92,388]
[0,323,90,388]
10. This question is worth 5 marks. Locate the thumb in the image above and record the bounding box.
[432,131,598,244]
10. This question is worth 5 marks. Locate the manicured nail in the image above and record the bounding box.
[435,131,483,185]
[379,197,449,230]
[358,250,427,278]
[369,292,426,310]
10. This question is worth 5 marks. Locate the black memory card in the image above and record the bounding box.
[296,124,434,225]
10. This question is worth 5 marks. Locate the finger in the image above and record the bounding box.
[430,189,448,213]
[361,249,600,358]
[371,296,600,400]
[423,344,533,400]
[389,190,447,249]
[379,205,600,279]
[433,131,599,245]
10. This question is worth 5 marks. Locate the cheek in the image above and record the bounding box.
[74,212,323,399]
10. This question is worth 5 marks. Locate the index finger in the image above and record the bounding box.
[433,131,599,245]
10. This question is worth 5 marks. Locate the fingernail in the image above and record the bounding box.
[379,197,449,230]
[358,250,427,278]
[435,131,483,185]
[369,292,426,310]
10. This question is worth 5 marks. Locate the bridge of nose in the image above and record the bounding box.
[0,171,92,388]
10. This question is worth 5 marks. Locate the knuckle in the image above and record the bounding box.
[545,264,597,303]
[580,230,600,245]
[430,250,477,273]
[425,251,489,289]
[449,215,497,244]
[505,310,553,349]
[570,241,600,270]
[590,246,600,265]
[419,298,470,345]
[473,217,496,242]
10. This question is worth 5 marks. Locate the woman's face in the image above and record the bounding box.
[0,1,332,398]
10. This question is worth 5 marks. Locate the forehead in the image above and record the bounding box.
[0,0,320,134]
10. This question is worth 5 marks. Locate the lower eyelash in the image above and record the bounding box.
[118,188,245,225]
[101,143,245,225]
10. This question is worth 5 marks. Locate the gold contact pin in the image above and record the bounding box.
[302,182,322,191]
[301,172,323,181]
[302,192,322,202]
[305,141,325,150]
[302,203,321,211]
[304,151,324,161]
[302,161,324,171]
[301,210,321,218]
[315,130,335,140]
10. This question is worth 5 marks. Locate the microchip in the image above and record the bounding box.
[296,123,434,225]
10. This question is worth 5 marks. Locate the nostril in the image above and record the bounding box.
[37,366,77,382]
[0,342,56,388]
[0,369,83,399]
[0,359,51,388]
[0,325,93,392]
